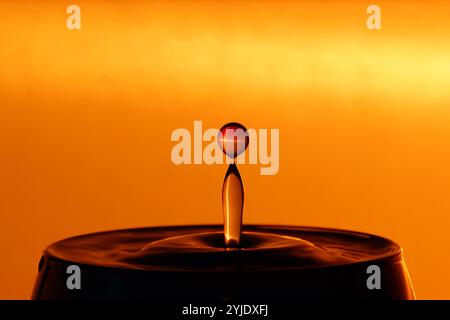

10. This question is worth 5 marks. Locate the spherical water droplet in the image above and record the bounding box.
[218,122,249,159]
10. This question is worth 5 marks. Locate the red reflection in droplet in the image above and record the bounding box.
[218,122,249,159]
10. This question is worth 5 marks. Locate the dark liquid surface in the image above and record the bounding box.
[47,225,400,272]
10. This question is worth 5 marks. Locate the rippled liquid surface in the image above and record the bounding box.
[47,225,401,272]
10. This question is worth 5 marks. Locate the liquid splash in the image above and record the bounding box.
[218,122,249,248]
[36,225,415,300]
[46,225,401,272]
[33,121,415,300]
[222,164,243,248]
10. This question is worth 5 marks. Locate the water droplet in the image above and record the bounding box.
[218,122,249,160]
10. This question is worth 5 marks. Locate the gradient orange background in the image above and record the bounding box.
[1,0,450,299]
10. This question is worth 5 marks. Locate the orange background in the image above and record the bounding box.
[1,0,450,299]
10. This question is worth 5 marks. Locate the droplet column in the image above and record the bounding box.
[218,122,249,249]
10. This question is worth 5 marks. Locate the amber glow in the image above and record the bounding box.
[1,0,450,299]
